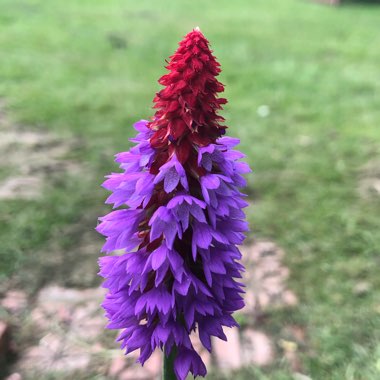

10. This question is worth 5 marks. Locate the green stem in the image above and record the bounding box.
[163,346,177,380]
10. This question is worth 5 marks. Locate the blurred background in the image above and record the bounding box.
[0,0,380,379]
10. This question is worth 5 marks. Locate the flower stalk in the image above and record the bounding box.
[163,346,177,380]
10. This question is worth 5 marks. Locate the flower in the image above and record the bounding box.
[154,154,189,193]
[97,28,251,379]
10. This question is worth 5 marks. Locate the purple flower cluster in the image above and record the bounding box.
[97,120,250,379]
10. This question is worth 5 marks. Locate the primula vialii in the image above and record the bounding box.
[96,28,251,379]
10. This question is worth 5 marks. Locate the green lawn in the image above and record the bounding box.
[1,0,380,379]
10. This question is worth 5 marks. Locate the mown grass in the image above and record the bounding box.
[1,0,380,379]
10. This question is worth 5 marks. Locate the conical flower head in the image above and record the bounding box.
[150,28,227,169]
[97,28,251,380]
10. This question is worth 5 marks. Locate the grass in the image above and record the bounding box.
[0,0,380,378]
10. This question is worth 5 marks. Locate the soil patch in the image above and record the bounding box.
[0,101,83,200]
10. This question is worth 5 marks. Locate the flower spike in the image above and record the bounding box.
[97,28,251,380]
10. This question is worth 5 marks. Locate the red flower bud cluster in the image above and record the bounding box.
[149,28,227,174]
